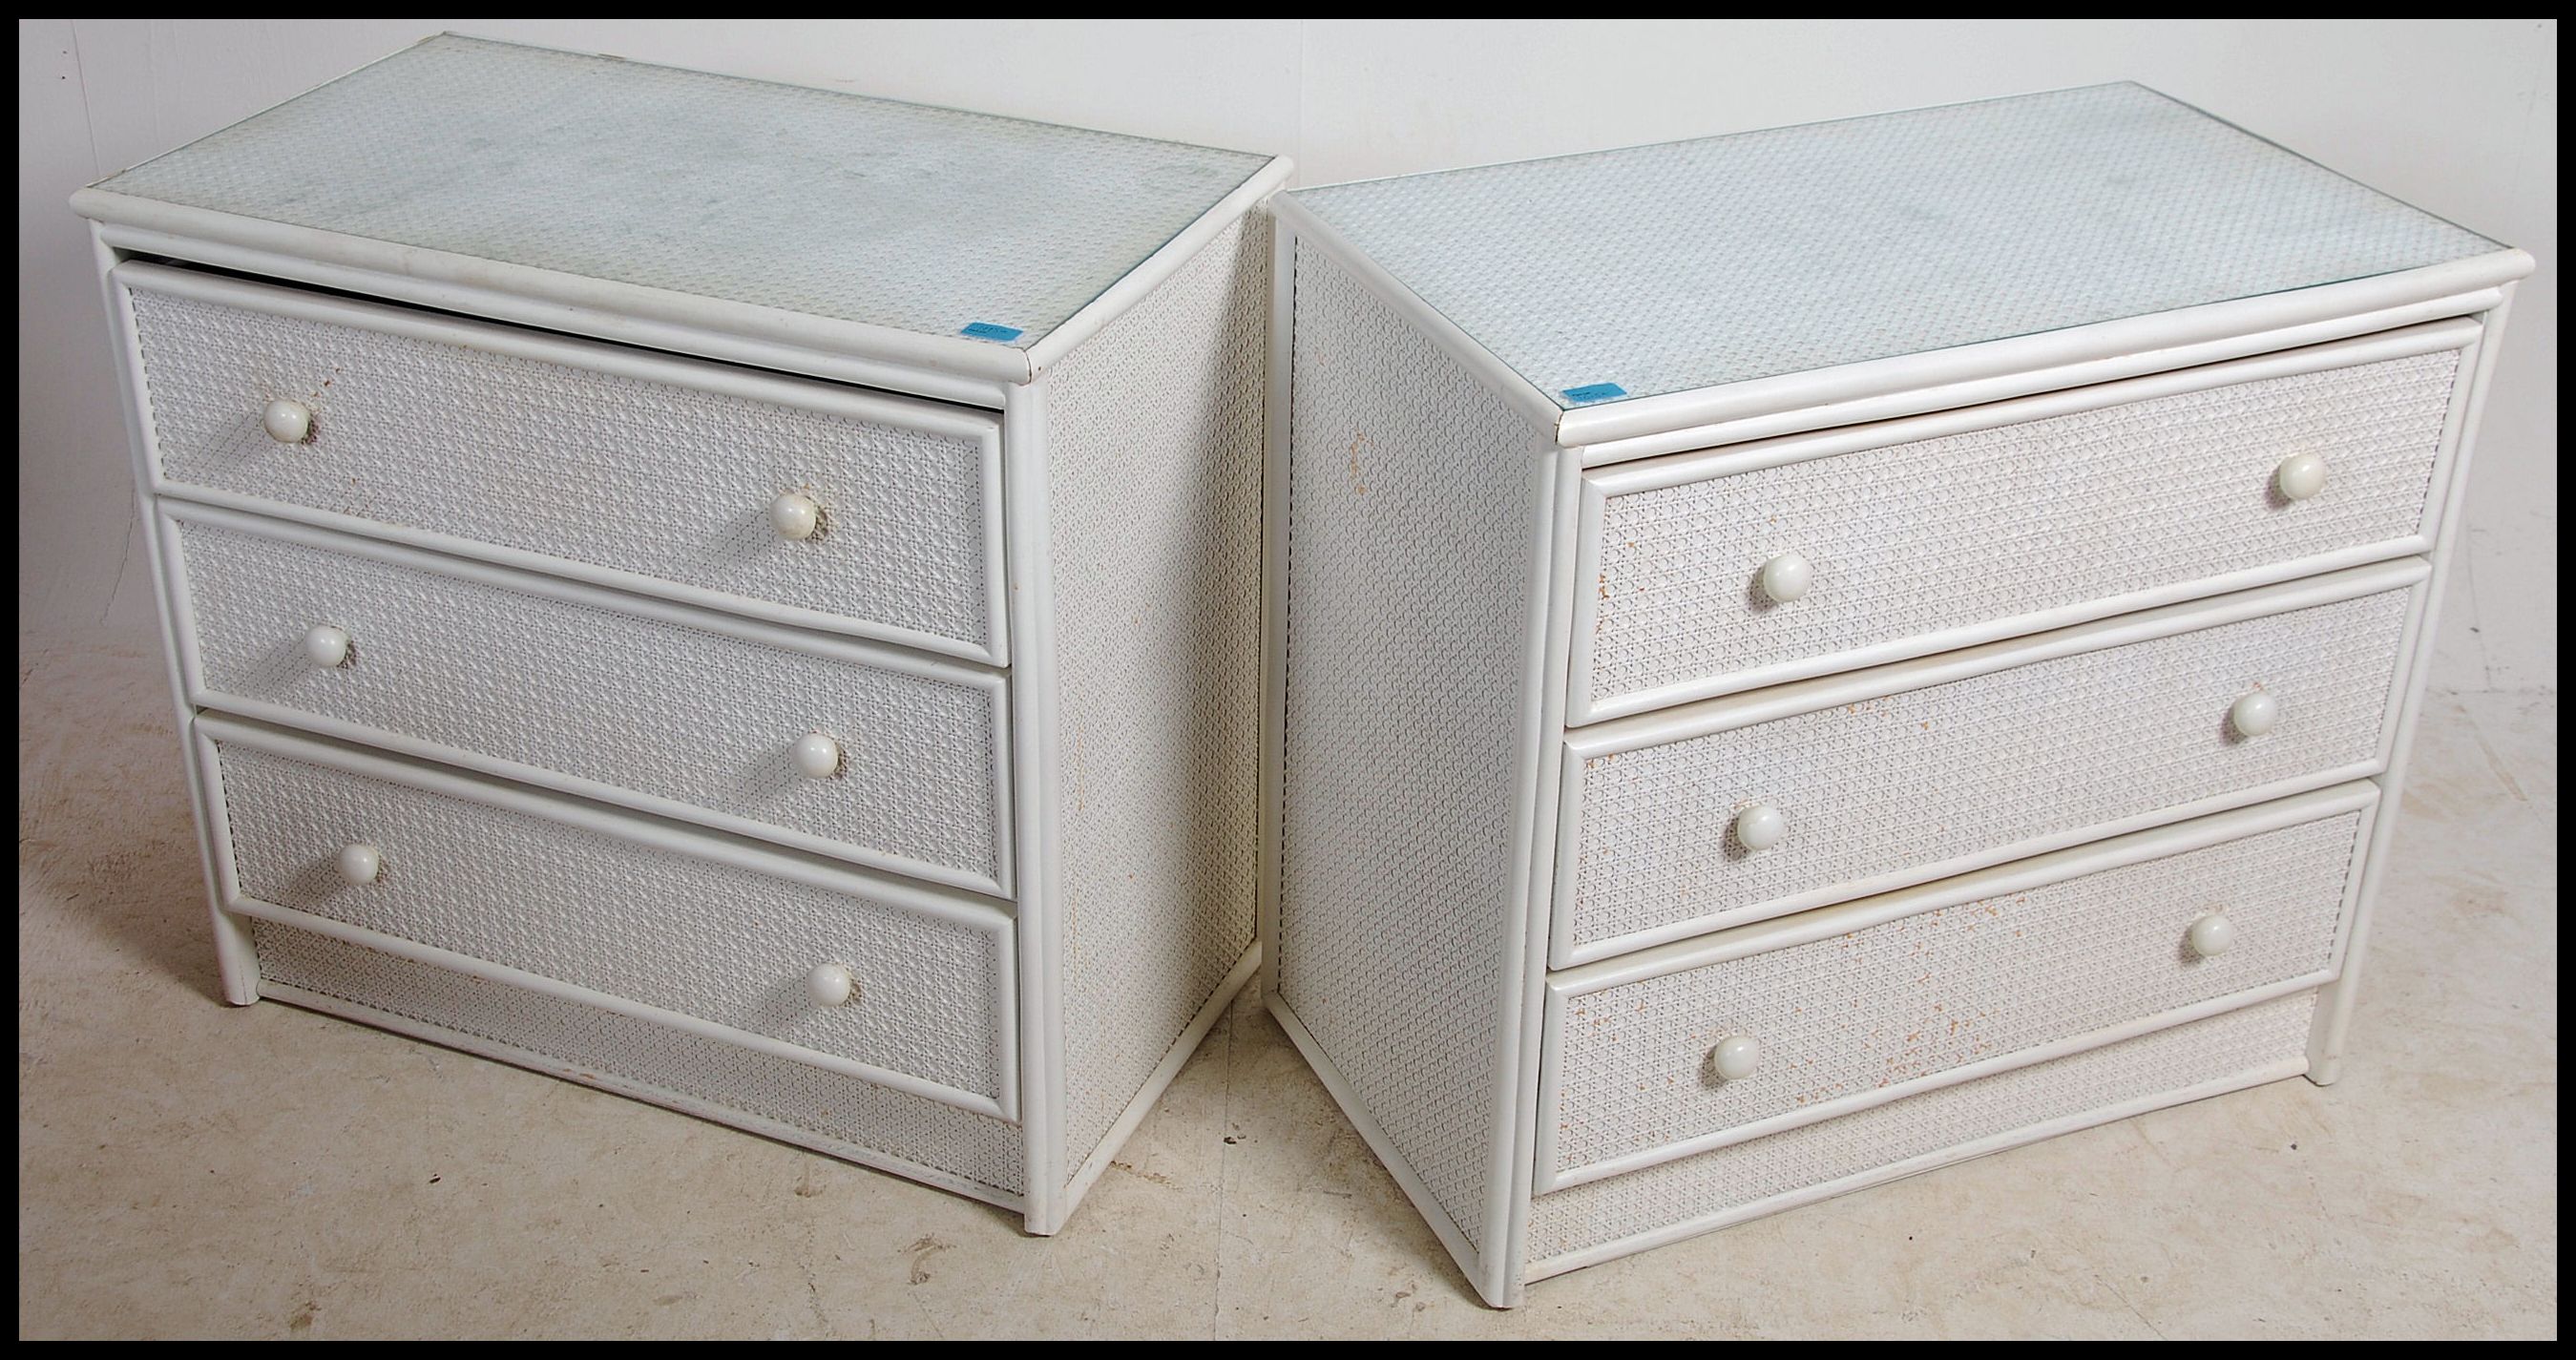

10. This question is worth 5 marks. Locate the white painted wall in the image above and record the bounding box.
[19,19,2557,689]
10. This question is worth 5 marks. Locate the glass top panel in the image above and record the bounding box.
[97,34,1273,349]
[1290,83,2498,408]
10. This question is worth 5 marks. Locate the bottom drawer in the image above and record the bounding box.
[1538,786,2372,1188]
[1526,991,2319,1280]
[252,922,1026,1206]
[199,715,1015,1115]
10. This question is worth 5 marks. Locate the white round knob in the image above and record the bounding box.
[2274,452,2328,501]
[2230,689,2280,738]
[262,398,312,444]
[2187,912,2236,959]
[769,492,824,542]
[1757,552,1813,604]
[790,731,844,780]
[1733,803,1787,852]
[337,842,382,886]
[1711,1034,1762,1081]
[806,962,856,1008]
[303,623,351,669]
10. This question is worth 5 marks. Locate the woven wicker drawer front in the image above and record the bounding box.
[123,272,1002,659]
[1527,992,2317,1270]
[1542,807,2361,1185]
[250,921,1025,1197]
[1579,345,2460,720]
[173,512,1007,892]
[1562,580,2412,963]
[214,738,1013,1107]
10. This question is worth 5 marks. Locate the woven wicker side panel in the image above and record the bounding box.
[1552,812,2359,1176]
[178,517,1002,886]
[1275,244,1543,1253]
[1573,586,2411,949]
[1589,347,2459,704]
[1044,218,1270,1182]
[129,282,995,650]
[1528,993,2316,1263]
[215,741,1008,1100]
[254,922,1026,1198]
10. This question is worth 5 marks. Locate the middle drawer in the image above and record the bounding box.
[1552,559,2421,966]
[165,503,1012,896]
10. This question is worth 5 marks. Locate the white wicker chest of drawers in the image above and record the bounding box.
[1261,84,2530,1306]
[74,33,1290,1233]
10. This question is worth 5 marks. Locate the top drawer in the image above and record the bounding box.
[114,262,1006,664]
[1570,322,2475,723]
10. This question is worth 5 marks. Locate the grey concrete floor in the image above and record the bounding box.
[17,626,2559,1338]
